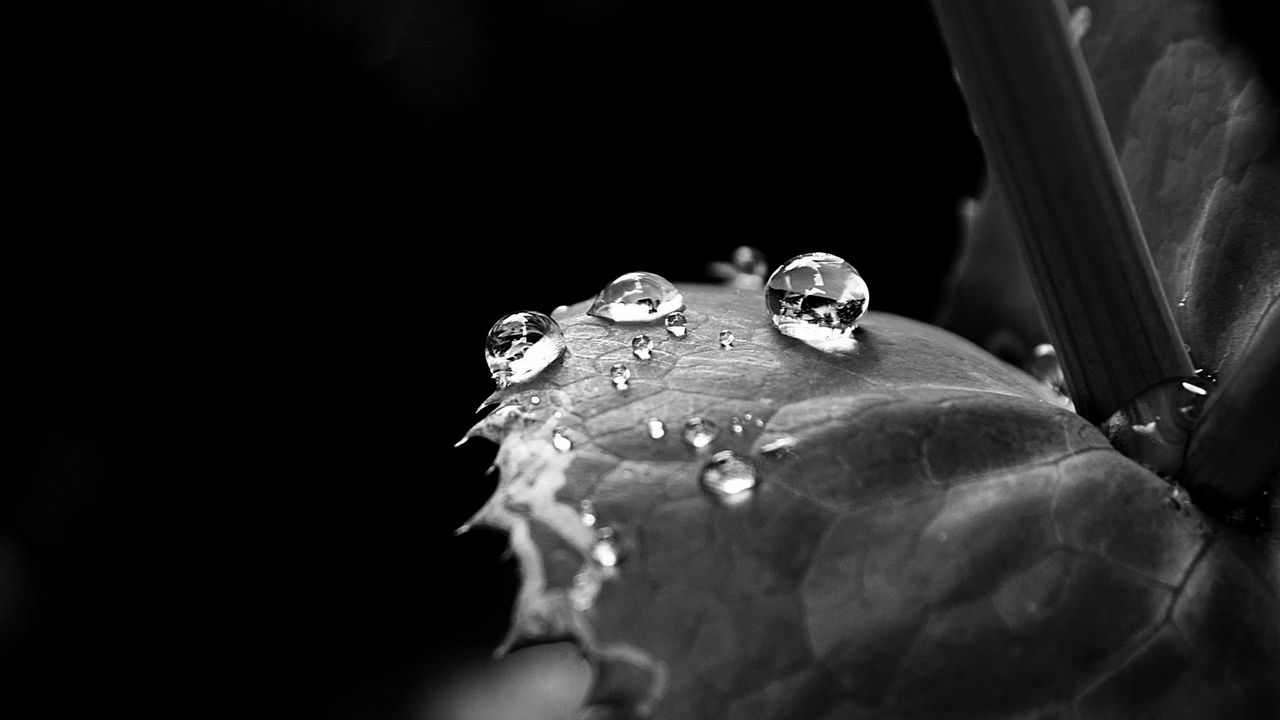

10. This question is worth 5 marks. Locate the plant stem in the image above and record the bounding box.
[930,0,1193,423]
[1182,306,1280,504]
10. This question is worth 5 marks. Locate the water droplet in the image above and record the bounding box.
[647,418,666,439]
[579,500,596,527]
[591,527,624,567]
[730,416,745,434]
[760,435,798,458]
[700,450,759,497]
[719,330,735,349]
[485,311,566,387]
[631,334,653,360]
[1100,376,1212,476]
[568,570,602,611]
[1024,343,1074,410]
[664,312,688,337]
[529,394,541,405]
[610,363,631,390]
[743,412,765,428]
[1167,483,1192,513]
[683,417,719,448]
[552,426,573,452]
[765,252,869,343]
[588,271,684,322]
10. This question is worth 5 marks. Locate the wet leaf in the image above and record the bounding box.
[463,285,1280,719]
[940,0,1280,378]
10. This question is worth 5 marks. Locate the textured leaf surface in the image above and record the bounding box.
[464,285,1280,719]
[939,0,1280,378]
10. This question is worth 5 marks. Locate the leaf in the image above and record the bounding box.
[939,0,1280,379]
[464,285,1280,719]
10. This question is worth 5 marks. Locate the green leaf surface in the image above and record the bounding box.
[464,285,1280,719]
[940,0,1280,378]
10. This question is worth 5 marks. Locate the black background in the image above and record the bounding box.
[8,1,1275,719]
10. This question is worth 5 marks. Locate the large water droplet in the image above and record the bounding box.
[591,527,624,567]
[485,311,566,387]
[765,252,869,343]
[664,311,687,337]
[683,417,719,448]
[1024,343,1074,411]
[1100,376,1212,476]
[588,271,684,322]
[719,330,735,349]
[552,426,573,452]
[610,363,631,390]
[647,418,666,440]
[700,450,759,497]
[631,334,653,360]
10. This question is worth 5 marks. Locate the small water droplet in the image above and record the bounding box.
[1167,483,1192,513]
[591,527,624,567]
[647,418,666,439]
[765,252,869,344]
[1100,376,1212,476]
[719,330,735,349]
[552,426,573,452]
[485,311,566,387]
[1024,343,1073,409]
[568,570,602,611]
[631,334,653,360]
[529,394,541,405]
[664,312,688,337]
[742,412,765,428]
[610,363,631,390]
[700,450,759,497]
[730,416,745,434]
[683,417,719,448]
[588,271,684,322]
[579,500,596,527]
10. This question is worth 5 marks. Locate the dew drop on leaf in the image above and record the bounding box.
[631,334,653,360]
[591,527,624,567]
[610,363,632,390]
[682,417,718,448]
[1100,376,1212,476]
[551,426,573,452]
[484,311,566,388]
[765,252,869,344]
[587,271,684,322]
[699,450,759,497]
[664,311,687,337]
[646,417,665,440]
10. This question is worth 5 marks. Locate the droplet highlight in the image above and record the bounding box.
[683,417,719,449]
[610,363,631,390]
[719,330,735,349]
[730,416,745,434]
[647,418,666,440]
[588,271,684,322]
[664,312,688,337]
[631,334,653,360]
[765,252,869,343]
[485,311,566,388]
[1100,376,1212,476]
[552,426,573,452]
[1024,343,1074,411]
[700,450,759,497]
[579,500,596,527]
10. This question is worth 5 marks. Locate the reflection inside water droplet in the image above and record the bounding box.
[730,416,744,434]
[631,334,653,360]
[610,363,631,390]
[664,312,687,337]
[765,252,869,344]
[683,417,719,448]
[579,500,596,527]
[588,271,684,322]
[719,330,735,349]
[1100,376,1212,476]
[647,418,666,439]
[485,311,566,387]
[700,450,759,497]
[552,426,573,452]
